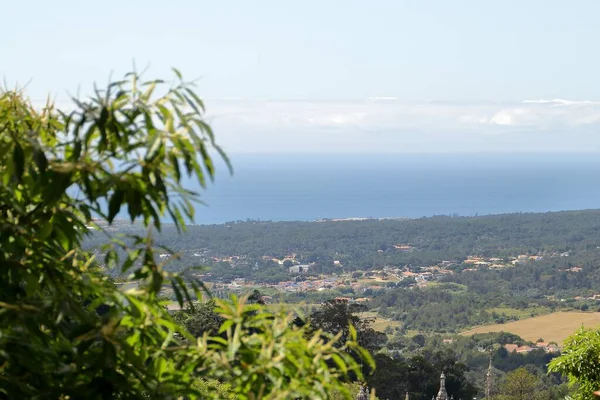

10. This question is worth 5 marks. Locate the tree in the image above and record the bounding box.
[548,327,600,400]
[366,354,410,400]
[498,367,540,400]
[283,259,294,268]
[412,334,426,348]
[308,299,387,354]
[367,349,477,400]
[248,288,266,305]
[420,349,478,400]
[0,70,372,399]
[398,276,417,287]
[173,299,224,338]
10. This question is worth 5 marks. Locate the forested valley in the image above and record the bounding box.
[82,209,600,398]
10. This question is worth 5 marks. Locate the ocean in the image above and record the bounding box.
[189,153,600,224]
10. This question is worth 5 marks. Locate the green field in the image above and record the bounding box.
[487,306,552,319]
[460,311,600,344]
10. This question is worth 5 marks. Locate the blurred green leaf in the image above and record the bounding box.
[108,189,124,222]
[0,69,366,400]
[13,142,24,181]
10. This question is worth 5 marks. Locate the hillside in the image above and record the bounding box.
[87,208,600,266]
[460,311,600,344]
[87,209,600,295]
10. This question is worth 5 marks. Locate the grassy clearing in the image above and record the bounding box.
[360,311,401,332]
[488,306,552,319]
[428,282,469,293]
[460,311,600,344]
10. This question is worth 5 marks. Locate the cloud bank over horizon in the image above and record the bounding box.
[204,98,600,154]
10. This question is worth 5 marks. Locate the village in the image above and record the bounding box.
[502,341,561,355]
[184,245,599,305]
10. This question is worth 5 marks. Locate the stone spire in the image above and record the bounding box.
[356,384,369,400]
[436,372,449,400]
[485,356,494,399]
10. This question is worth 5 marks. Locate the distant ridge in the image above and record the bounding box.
[315,217,411,222]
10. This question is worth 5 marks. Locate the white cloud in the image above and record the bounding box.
[31,95,600,153]
[307,112,368,127]
[523,99,600,106]
[366,97,398,101]
[203,98,600,152]
[489,107,547,126]
[489,110,514,126]
[488,100,600,128]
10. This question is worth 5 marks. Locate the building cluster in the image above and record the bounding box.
[503,342,560,354]
[460,254,545,271]
[216,274,371,296]
[183,247,596,306]
[288,264,312,274]
[393,244,415,252]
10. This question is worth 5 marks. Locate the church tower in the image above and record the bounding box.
[485,357,494,399]
[436,372,449,400]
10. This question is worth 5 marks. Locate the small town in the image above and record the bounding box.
[167,247,600,308]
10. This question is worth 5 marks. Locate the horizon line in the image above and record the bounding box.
[220,151,600,156]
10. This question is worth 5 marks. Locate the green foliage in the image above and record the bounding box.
[172,299,224,338]
[548,327,600,400]
[191,379,235,399]
[365,349,478,400]
[0,71,371,399]
[196,295,374,399]
[308,299,387,354]
[497,367,540,400]
[380,329,568,399]
[372,286,498,332]
[328,382,378,400]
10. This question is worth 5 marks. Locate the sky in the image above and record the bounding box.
[3,0,600,153]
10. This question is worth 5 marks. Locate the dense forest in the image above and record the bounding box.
[373,284,510,332]
[151,209,600,266]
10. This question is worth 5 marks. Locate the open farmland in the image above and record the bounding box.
[360,311,402,332]
[460,311,600,344]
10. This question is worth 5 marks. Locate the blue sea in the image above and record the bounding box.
[184,153,600,225]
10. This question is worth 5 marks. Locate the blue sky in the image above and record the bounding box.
[3,0,600,153]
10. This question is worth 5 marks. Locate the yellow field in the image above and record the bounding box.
[460,311,600,344]
[360,311,401,332]
[372,318,402,332]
